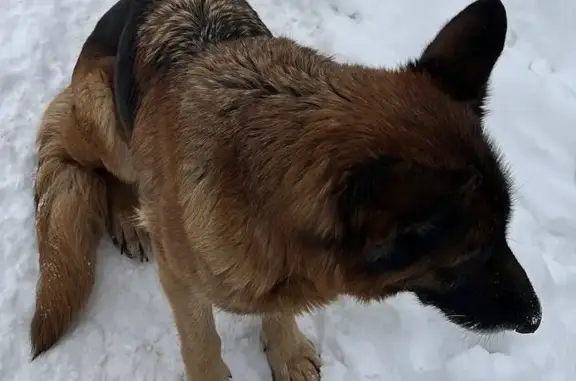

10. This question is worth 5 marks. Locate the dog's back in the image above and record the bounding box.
[114,0,273,135]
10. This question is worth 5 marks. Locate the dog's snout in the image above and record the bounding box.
[514,311,542,334]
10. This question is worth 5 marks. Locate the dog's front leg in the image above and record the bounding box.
[262,313,321,381]
[158,264,230,381]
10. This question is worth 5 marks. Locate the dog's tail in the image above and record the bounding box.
[30,87,108,359]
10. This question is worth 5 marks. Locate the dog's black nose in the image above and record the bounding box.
[515,314,542,334]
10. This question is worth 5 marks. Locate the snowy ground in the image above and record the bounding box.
[1,0,575,380]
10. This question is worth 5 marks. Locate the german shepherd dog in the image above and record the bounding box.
[31,0,542,380]
[30,0,150,358]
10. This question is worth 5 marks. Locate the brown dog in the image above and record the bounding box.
[30,0,148,359]
[113,0,543,380]
[31,0,543,380]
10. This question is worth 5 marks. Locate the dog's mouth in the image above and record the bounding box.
[413,244,542,335]
[415,286,542,335]
[444,309,542,335]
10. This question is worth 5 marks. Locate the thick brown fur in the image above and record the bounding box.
[115,0,542,380]
[32,1,542,380]
[30,0,149,359]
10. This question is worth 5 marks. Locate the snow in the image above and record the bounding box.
[1,0,575,380]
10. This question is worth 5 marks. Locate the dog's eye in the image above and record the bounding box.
[436,268,465,290]
[363,240,423,275]
[363,224,454,275]
[436,247,490,289]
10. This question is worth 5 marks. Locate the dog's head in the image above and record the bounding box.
[313,0,542,335]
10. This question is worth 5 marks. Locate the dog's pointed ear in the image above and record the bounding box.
[408,0,507,114]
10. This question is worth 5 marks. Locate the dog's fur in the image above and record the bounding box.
[113,0,273,136]
[30,0,149,359]
[31,0,543,380]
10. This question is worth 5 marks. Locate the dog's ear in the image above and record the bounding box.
[408,0,507,114]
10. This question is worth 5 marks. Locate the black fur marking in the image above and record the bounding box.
[33,187,39,214]
[364,206,471,275]
[415,237,542,333]
[435,246,491,290]
[337,156,400,228]
[114,0,151,136]
[362,168,480,275]
[332,153,486,275]
[80,0,132,58]
[407,0,507,116]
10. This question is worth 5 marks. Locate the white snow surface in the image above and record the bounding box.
[1,0,575,380]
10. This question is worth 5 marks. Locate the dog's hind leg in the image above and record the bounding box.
[71,56,137,184]
[100,170,150,262]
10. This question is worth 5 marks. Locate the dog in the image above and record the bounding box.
[31,1,543,380]
[114,0,543,379]
[30,0,149,359]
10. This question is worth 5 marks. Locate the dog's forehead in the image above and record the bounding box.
[404,78,474,124]
[382,71,479,134]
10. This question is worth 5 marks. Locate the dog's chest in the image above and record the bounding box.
[206,272,336,315]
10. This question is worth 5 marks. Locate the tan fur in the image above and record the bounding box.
[31,87,108,357]
[69,56,137,183]
[114,1,539,380]
[30,78,148,357]
[30,49,148,359]
[129,38,469,380]
[31,2,542,380]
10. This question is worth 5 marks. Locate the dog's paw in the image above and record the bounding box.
[109,214,150,262]
[264,337,321,381]
[105,176,151,262]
